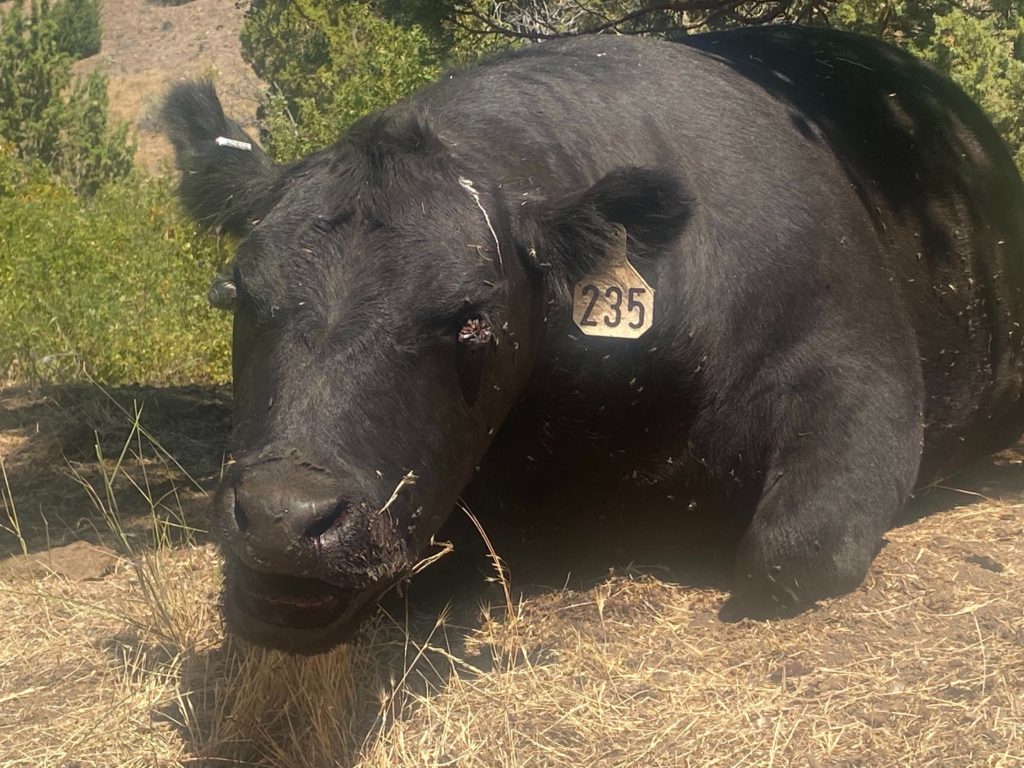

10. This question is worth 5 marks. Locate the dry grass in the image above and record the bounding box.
[369,523,1023,767]
[0,387,1022,767]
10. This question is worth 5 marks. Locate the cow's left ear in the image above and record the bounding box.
[516,167,692,296]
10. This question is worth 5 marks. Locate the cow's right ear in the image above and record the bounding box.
[516,167,692,300]
[162,80,282,237]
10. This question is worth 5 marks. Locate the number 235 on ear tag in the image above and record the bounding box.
[572,224,654,339]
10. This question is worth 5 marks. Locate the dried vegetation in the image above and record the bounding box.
[0,385,1021,767]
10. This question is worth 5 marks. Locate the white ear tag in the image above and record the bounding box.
[572,224,654,339]
[215,136,253,151]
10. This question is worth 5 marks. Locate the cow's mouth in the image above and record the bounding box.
[222,559,383,654]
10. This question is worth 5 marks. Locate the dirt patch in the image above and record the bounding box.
[0,540,120,580]
[0,382,230,557]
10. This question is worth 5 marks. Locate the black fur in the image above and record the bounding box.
[165,27,1024,653]
[162,80,282,236]
[517,166,693,300]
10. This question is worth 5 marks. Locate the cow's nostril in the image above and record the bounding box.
[303,500,349,541]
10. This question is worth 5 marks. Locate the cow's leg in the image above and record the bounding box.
[721,368,923,619]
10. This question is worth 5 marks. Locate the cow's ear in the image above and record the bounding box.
[162,80,282,237]
[517,167,692,297]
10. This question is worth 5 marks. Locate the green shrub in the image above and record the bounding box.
[241,0,443,160]
[0,3,71,167]
[0,167,232,384]
[0,0,132,195]
[0,139,47,196]
[58,68,135,195]
[51,0,102,60]
[918,8,1024,171]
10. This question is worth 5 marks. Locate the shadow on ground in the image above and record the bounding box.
[0,382,230,558]
[3,380,1023,602]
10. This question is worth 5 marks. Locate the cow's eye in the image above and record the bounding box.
[208,274,238,312]
[457,317,493,348]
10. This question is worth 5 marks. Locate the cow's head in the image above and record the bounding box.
[164,81,689,653]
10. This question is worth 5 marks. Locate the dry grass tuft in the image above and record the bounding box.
[1,388,1022,766]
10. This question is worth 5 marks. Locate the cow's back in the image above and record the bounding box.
[410,28,1024,481]
[686,26,1024,480]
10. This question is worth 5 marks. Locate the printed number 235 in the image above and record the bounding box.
[580,285,646,330]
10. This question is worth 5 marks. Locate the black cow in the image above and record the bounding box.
[164,26,1024,654]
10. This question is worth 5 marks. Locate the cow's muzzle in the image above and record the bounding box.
[213,457,412,651]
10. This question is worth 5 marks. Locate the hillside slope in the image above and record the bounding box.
[75,0,263,170]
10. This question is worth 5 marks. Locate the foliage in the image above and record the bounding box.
[240,0,444,160]
[50,0,102,60]
[0,139,47,196]
[419,0,834,40]
[0,1,228,388]
[0,161,232,384]
[61,68,135,195]
[915,7,1024,170]
[0,0,133,195]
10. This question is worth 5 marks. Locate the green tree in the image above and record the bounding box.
[241,0,443,160]
[0,0,133,194]
[917,7,1024,169]
[50,0,102,60]
[0,2,69,167]
[59,67,134,195]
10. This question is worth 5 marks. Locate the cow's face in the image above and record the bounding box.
[164,82,689,653]
[212,160,546,654]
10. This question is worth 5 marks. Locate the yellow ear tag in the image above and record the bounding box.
[572,224,654,339]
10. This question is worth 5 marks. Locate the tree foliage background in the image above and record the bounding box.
[0,0,230,384]
[0,0,133,195]
[241,0,1024,171]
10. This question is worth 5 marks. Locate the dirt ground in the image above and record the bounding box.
[0,383,1021,767]
[0,382,229,558]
